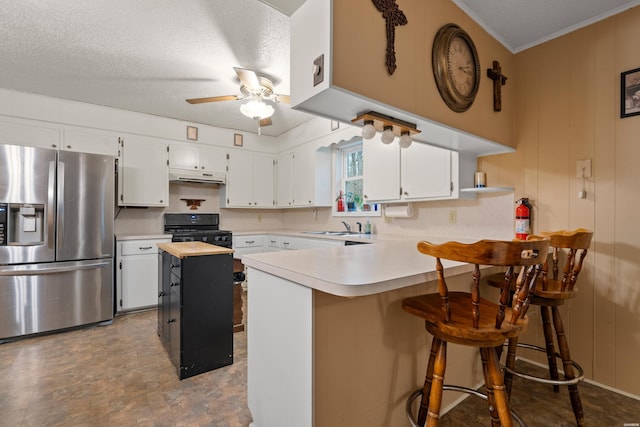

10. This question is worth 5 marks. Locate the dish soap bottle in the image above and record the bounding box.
[336,191,345,212]
[365,218,372,234]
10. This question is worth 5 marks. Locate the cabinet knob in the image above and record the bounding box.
[194,165,198,169]
[364,195,368,199]
[403,191,409,196]
[159,291,164,297]
[170,282,178,287]
[167,319,175,324]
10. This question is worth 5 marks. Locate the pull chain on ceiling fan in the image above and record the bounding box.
[186,67,290,128]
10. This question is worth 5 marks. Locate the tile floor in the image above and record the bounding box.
[1,309,639,426]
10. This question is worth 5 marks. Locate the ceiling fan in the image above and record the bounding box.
[186,67,290,128]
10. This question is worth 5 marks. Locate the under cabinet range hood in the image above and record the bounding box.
[169,169,226,185]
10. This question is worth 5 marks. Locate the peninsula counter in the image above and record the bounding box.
[242,238,494,427]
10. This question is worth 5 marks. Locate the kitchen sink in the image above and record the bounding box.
[302,231,349,236]
[302,231,367,237]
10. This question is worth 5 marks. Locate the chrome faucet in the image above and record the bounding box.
[341,221,351,233]
[356,222,363,233]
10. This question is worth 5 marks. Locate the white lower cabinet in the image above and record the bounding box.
[233,235,267,259]
[116,236,171,312]
[235,234,342,254]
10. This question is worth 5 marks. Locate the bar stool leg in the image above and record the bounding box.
[541,305,561,392]
[552,306,585,426]
[481,347,513,427]
[417,337,439,426]
[503,337,519,397]
[424,338,446,427]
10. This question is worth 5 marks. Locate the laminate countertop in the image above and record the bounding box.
[241,238,476,297]
[157,242,234,259]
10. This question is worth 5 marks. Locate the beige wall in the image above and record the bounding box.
[480,7,640,396]
[332,0,515,148]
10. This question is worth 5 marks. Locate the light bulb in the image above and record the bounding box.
[239,99,274,120]
[399,131,412,148]
[380,126,395,144]
[362,120,376,139]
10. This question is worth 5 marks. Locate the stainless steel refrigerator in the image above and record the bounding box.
[0,144,114,340]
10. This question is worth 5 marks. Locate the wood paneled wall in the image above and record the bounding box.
[480,7,640,396]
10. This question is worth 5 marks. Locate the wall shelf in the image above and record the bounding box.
[460,187,514,193]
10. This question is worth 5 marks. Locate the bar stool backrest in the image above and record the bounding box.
[538,228,593,292]
[417,237,550,331]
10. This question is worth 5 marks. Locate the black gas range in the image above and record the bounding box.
[163,213,232,248]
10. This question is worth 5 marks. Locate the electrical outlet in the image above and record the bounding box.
[448,209,457,224]
[576,159,592,178]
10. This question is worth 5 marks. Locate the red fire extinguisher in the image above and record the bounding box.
[515,198,531,240]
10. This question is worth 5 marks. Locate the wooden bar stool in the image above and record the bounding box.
[402,237,550,427]
[486,228,593,426]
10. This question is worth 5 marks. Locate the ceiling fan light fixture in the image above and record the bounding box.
[239,99,274,120]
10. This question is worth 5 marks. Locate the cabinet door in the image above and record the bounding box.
[402,143,452,199]
[119,137,168,206]
[0,120,60,149]
[226,150,254,206]
[252,153,275,207]
[363,140,400,202]
[276,151,294,207]
[121,253,159,310]
[293,148,314,206]
[169,143,199,170]
[62,130,119,156]
[199,145,227,172]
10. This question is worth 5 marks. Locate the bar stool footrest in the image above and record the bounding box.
[405,385,526,427]
[504,342,585,386]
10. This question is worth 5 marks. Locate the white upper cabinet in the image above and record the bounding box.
[363,140,401,202]
[0,120,60,150]
[118,136,169,207]
[62,129,119,156]
[276,145,332,208]
[169,143,226,173]
[401,143,452,200]
[222,150,274,208]
[276,151,295,207]
[363,141,474,203]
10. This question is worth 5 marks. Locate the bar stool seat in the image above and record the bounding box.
[485,228,593,427]
[402,237,550,427]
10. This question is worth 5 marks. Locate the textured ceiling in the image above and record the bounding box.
[0,0,638,137]
[0,0,312,137]
[454,0,640,53]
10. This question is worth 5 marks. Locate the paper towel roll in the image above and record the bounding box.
[384,204,413,218]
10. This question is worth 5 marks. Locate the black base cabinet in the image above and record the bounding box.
[158,250,233,379]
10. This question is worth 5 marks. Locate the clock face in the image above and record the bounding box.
[447,36,476,97]
[432,24,480,112]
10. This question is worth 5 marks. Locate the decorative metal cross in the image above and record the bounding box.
[372,0,408,75]
[487,60,508,111]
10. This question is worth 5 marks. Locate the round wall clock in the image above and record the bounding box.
[432,23,481,112]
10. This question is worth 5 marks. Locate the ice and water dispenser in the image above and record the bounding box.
[0,202,46,246]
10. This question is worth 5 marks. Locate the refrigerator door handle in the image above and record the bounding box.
[0,260,111,276]
[48,160,56,250]
[57,160,65,251]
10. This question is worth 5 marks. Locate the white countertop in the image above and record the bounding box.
[116,233,172,241]
[241,238,474,297]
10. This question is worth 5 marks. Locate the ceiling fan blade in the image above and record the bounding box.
[234,67,261,91]
[259,117,272,127]
[186,95,240,104]
[274,94,290,104]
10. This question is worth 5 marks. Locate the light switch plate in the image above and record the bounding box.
[576,159,592,178]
